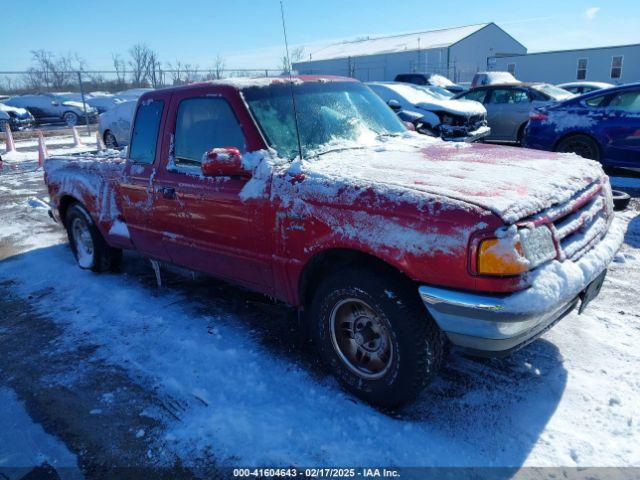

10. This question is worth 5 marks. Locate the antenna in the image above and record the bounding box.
[280,0,303,160]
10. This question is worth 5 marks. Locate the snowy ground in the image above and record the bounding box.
[1,137,639,477]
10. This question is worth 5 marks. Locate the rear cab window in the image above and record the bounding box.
[172,97,247,169]
[128,99,164,165]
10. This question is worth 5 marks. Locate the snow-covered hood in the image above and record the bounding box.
[294,137,604,224]
[415,98,486,117]
[62,100,95,112]
[0,103,30,116]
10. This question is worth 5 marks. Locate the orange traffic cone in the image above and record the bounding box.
[37,131,49,167]
[96,131,106,151]
[72,126,83,146]
[3,122,16,153]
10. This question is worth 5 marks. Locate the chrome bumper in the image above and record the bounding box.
[419,217,624,356]
[419,284,582,356]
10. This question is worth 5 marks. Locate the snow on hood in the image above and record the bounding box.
[0,103,29,115]
[281,135,604,224]
[416,98,486,117]
[62,100,94,111]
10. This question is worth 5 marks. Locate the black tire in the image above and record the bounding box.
[612,189,631,211]
[556,134,600,161]
[63,111,79,127]
[103,130,118,149]
[310,267,446,408]
[516,123,527,145]
[65,203,122,272]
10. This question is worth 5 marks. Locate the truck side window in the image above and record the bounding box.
[128,100,164,165]
[174,97,246,166]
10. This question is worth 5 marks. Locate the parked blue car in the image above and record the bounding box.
[523,82,640,168]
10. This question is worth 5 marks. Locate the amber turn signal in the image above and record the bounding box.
[477,237,529,276]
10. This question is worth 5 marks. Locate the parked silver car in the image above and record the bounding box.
[4,93,98,126]
[98,100,137,148]
[455,83,573,143]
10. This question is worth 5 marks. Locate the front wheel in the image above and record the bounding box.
[63,111,79,127]
[556,134,600,161]
[65,203,122,272]
[103,130,118,149]
[310,267,446,408]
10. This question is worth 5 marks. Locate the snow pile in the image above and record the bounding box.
[205,77,304,89]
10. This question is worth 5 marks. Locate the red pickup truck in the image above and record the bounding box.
[44,76,624,407]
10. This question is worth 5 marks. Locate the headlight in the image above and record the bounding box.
[477,226,556,276]
[440,114,454,125]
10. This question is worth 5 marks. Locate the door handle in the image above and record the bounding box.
[160,187,176,199]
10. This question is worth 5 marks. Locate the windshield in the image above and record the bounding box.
[414,85,454,99]
[532,84,574,100]
[243,81,406,159]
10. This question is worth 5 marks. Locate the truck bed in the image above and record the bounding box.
[44,151,133,249]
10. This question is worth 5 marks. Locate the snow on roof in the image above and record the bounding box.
[303,23,490,62]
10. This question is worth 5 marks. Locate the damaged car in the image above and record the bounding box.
[367,81,489,142]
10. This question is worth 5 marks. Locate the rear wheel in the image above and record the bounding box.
[103,130,118,148]
[556,134,600,161]
[65,203,122,272]
[63,111,79,127]
[516,123,527,145]
[310,267,446,408]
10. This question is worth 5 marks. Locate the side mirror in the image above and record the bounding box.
[202,147,249,177]
[387,99,402,111]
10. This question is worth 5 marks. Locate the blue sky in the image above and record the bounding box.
[1,0,638,71]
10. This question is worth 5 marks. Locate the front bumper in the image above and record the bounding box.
[9,116,34,130]
[419,218,625,356]
[442,124,491,143]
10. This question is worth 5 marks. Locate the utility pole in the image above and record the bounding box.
[77,71,91,136]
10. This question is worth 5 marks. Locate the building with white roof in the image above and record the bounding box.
[489,43,640,85]
[293,23,527,83]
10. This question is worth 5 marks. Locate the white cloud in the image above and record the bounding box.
[584,7,600,20]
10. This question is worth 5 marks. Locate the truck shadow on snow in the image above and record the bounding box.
[0,244,570,471]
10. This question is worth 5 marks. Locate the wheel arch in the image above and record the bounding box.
[517,121,528,142]
[298,248,415,309]
[553,130,602,157]
[58,194,81,226]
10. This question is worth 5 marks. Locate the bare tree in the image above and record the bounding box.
[291,47,305,63]
[112,53,126,87]
[146,50,163,87]
[23,50,85,90]
[280,55,291,74]
[213,54,225,79]
[128,43,154,87]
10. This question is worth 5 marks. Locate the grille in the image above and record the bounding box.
[525,181,613,262]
